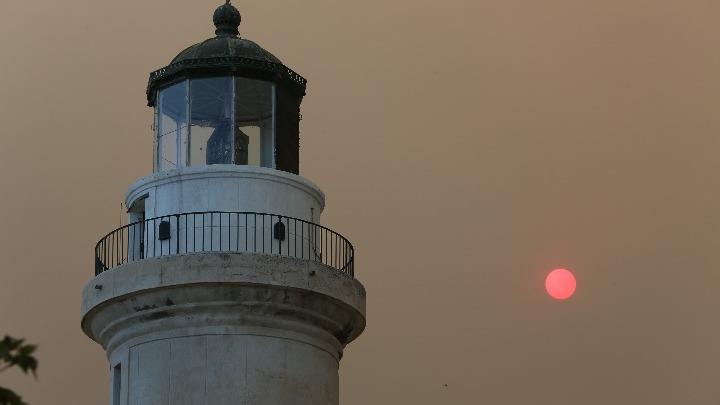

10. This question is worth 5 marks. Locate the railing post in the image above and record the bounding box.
[176,214,180,254]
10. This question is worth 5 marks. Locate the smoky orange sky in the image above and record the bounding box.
[1,1,720,404]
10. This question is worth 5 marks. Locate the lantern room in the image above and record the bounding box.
[146,0,306,175]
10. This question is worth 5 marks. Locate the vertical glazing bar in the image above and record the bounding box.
[202,214,205,251]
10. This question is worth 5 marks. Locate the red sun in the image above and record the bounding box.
[545,268,577,300]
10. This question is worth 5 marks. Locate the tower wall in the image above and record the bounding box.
[82,253,365,405]
[126,165,325,223]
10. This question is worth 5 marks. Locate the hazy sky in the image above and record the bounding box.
[1,1,720,404]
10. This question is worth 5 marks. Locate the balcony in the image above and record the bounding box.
[95,211,354,278]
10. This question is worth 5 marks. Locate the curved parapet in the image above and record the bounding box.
[126,165,325,223]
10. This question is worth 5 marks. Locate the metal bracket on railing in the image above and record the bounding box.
[158,220,171,241]
[273,218,286,241]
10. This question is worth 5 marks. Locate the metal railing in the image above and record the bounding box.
[95,211,354,278]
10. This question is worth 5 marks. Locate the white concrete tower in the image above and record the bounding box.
[81,3,366,404]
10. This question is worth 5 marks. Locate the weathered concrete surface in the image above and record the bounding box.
[81,252,366,405]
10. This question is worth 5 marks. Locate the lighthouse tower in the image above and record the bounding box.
[81,3,366,404]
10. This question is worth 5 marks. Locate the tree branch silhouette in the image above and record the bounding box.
[0,336,38,405]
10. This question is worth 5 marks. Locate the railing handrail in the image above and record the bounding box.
[94,211,354,278]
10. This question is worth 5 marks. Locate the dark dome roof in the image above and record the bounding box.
[146,1,306,106]
[171,36,283,66]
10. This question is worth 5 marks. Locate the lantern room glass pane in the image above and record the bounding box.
[189,77,234,166]
[234,78,275,167]
[157,81,189,171]
[155,77,279,172]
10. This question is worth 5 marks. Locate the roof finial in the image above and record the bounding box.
[214,1,241,37]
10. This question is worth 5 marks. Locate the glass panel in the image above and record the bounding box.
[234,78,275,167]
[157,81,188,171]
[274,85,301,174]
[189,77,234,166]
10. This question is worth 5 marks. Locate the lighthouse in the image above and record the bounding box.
[81,3,366,404]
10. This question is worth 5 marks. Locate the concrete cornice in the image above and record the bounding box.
[81,252,366,355]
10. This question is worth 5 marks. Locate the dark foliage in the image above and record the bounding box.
[0,336,38,405]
